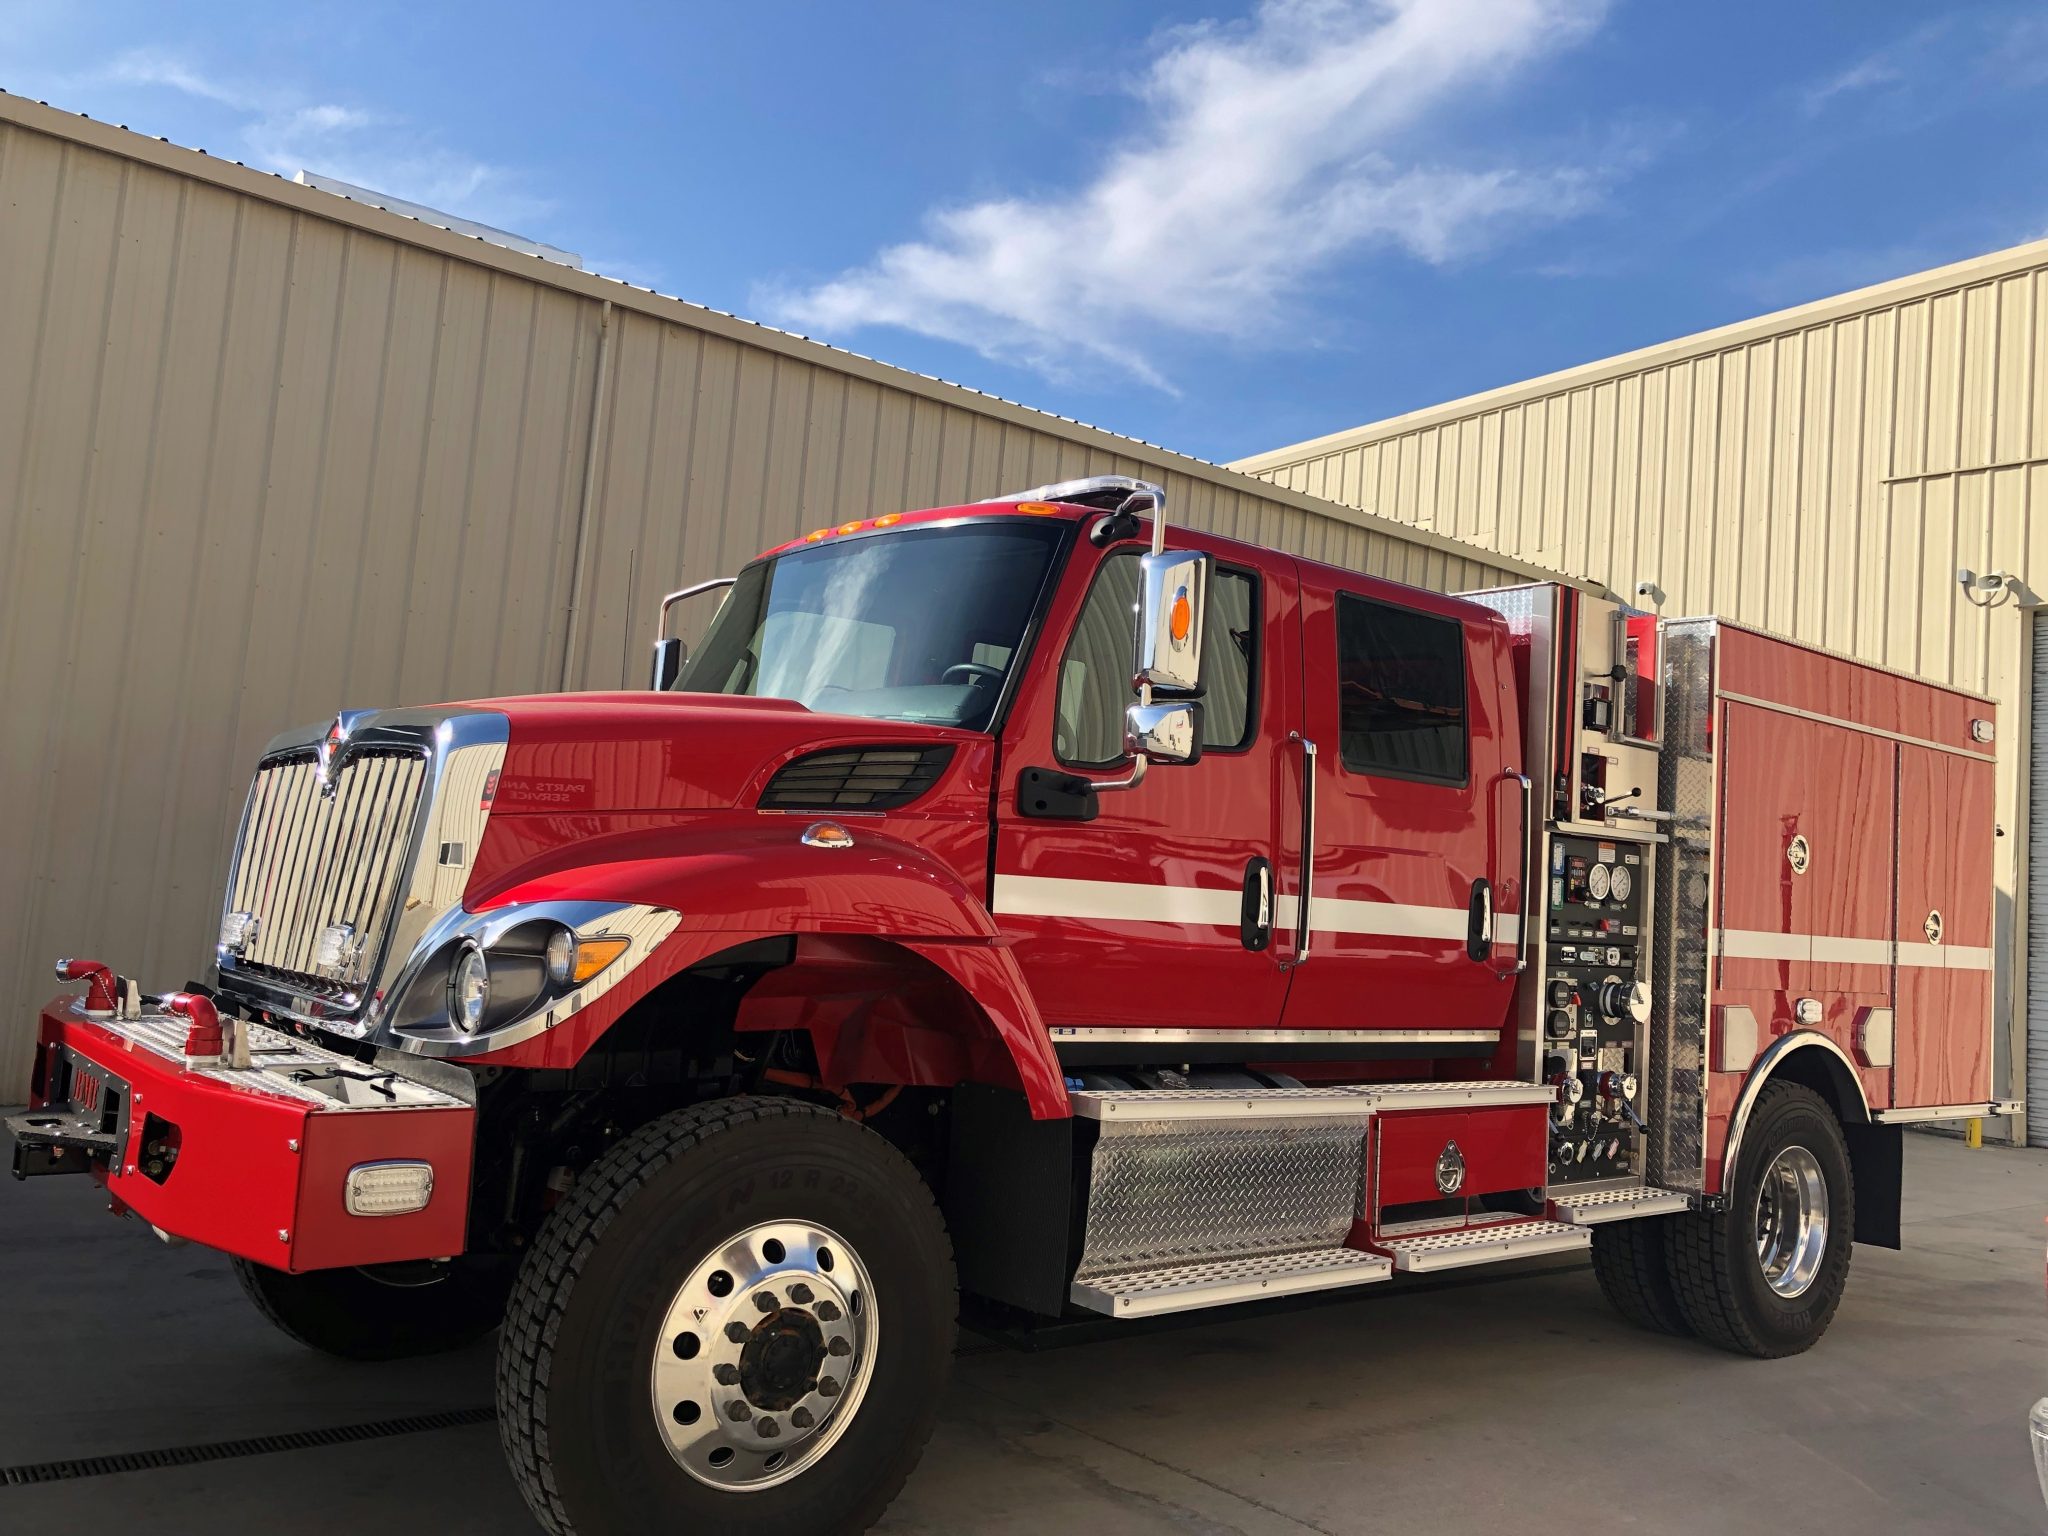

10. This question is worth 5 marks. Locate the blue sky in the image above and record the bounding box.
[5,1,2048,464]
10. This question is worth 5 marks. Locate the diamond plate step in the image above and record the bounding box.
[1376,1219,1590,1273]
[1071,1247,1393,1318]
[1552,1186,1692,1225]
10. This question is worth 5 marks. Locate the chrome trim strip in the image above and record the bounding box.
[383,899,681,1059]
[1048,1027,1498,1045]
[1872,1100,2021,1124]
[1070,1088,1378,1122]
[1720,1031,1873,1190]
[1718,689,1994,761]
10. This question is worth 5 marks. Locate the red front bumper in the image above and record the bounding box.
[16,997,475,1273]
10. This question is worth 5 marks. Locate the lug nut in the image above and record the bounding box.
[787,1282,814,1304]
[827,1337,851,1357]
[724,1321,750,1344]
[757,1417,780,1438]
[790,1406,815,1429]
[713,1363,740,1385]
[727,1401,751,1422]
[817,1377,840,1398]
[815,1301,841,1322]
[753,1292,779,1314]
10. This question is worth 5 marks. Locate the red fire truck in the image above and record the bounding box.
[8,477,2012,1534]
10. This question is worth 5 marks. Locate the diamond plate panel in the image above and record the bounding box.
[1072,1115,1369,1282]
[1647,619,1717,1194]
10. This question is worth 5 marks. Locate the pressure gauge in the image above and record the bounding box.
[1608,864,1633,902]
[1586,864,1611,901]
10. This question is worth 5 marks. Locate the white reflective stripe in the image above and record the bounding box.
[994,873,1502,943]
[1898,943,1994,971]
[1719,930,1994,971]
[992,875,1240,927]
[1719,929,1810,962]
[1810,936,1893,966]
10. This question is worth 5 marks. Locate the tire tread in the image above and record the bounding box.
[495,1095,951,1536]
[1662,1082,1853,1359]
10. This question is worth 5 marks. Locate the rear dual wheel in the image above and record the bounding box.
[1593,1082,1853,1358]
[497,1097,954,1536]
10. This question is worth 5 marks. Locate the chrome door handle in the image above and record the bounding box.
[1282,734,1317,970]
[1495,768,1532,978]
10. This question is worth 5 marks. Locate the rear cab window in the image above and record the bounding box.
[1334,592,1468,786]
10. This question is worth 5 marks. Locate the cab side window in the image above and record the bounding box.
[1056,555,1257,766]
[1335,593,1467,785]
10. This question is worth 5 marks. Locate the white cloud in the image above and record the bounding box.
[95,49,549,231]
[765,0,1613,387]
[1800,55,1906,117]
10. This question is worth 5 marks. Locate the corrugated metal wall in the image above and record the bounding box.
[0,94,1536,1089]
[1238,245,2048,1128]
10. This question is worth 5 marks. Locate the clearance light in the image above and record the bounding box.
[874,513,903,527]
[837,519,868,535]
[1016,501,1059,515]
[545,929,631,985]
[344,1160,435,1217]
[803,528,830,542]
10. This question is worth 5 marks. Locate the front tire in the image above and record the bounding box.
[497,1097,955,1536]
[232,1255,510,1360]
[1665,1082,1854,1358]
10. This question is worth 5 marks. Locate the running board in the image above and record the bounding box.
[1552,1186,1692,1225]
[1071,1248,1393,1318]
[1376,1219,1590,1273]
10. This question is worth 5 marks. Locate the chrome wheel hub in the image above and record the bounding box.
[1753,1144,1828,1298]
[649,1220,875,1491]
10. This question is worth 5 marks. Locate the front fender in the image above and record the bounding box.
[475,821,1001,942]
[456,823,1068,1114]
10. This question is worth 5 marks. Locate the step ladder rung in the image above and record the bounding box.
[1376,1219,1590,1273]
[1071,1247,1393,1318]
[1552,1186,1692,1225]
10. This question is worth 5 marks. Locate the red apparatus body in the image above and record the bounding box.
[8,478,2007,1536]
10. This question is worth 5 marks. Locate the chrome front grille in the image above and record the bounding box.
[226,751,430,990]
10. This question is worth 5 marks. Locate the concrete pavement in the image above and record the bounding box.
[4,1133,2044,1534]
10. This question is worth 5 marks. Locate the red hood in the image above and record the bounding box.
[459,690,976,813]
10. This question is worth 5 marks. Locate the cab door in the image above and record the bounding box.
[1277,578,1520,1048]
[992,534,1300,1038]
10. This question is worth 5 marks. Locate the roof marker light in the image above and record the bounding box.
[1016,501,1059,515]
[874,513,903,527]
[837,519,867,535]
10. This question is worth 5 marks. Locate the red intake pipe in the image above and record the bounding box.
[55,958,119,1016]
[162,993,223,1059]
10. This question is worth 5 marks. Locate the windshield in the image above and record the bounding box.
[673,520,1068,729]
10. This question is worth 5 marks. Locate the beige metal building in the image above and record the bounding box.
[1236,241,2048,1142]
[0,91,1566,1090]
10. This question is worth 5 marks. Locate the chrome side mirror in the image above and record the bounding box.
[650,636,687,691]
[1125,701,1203,766]
[1133,551,1211,696]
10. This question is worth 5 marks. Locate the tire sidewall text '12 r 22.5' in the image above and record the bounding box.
[496,1097,956,1536]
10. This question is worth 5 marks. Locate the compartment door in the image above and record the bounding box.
[1895,745,1996,1107]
